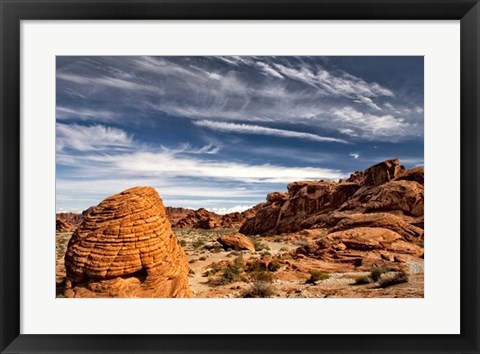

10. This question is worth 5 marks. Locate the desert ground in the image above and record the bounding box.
[56,227,423,298]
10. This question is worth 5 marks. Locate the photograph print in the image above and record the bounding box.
[55,56,424,298]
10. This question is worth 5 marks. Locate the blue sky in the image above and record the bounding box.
[56,56,424,214]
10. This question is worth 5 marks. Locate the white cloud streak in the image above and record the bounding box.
[193,120,349,144]
[208,205,255,214]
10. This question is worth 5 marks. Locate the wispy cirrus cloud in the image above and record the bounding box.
[56,123,134,152]
[57,56,419,141]
[193,120,350,144]
[333,107,412,140]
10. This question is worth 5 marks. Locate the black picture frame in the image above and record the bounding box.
[1,0,479,353]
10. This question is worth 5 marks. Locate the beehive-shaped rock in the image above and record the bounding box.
[64,186,191,298]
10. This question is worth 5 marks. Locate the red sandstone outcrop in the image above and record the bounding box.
[394,166,424,185]
[56,218,74,232]
[339,180,424,217]
[166,205,260,229]
[64,186,192,298]
[56,212,84,232]
[295,227,423,272]
[328,212,424,243]
[240,159,424,236]
[217,233,255,252]
[362,159,405,186]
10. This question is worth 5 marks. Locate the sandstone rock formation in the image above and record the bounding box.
[56,212,84,232]
[166,205,260,229]
[339,180,424,217]
[240,159,424,236]
[327,212,423,243]
[296,227,423,272]
[217,233,255,252]
[64,186,192,298]
[56,218,74,232]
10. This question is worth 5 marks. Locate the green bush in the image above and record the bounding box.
[378,271,409,288]
[209,256,244,286]
[192,239,206,249]
[370,266,389,282]
[241,282,275,298]
[354,276,372,285]
[268,257,282,272]
[250,270,274,283]
[253,240,270,252]
[306,270,330,284]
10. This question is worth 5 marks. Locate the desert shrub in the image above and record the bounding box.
[253,240,270,252]
[189,259,197,264]
[370,266,389,281]
[354,276,372,285]
[192,239,206,249]
[378,271,409,288]
[241,282,275,298]
[188,268,195,275]
[268,257,282,272]
[199,256,207,261]
[250,270,274,283]
[179,239,187,247]
[279,246,289,252]
[246,259,264,272]
[306,270,330,284]
[209,256,244,286]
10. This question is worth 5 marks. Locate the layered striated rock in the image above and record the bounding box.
[217,233,255,252]
[64,186,192,298]
[296,227,423,272]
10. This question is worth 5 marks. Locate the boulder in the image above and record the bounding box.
[64,186,192,298]
[362,159,405,186]
[217,233,255,252]
[266,192,289,204]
